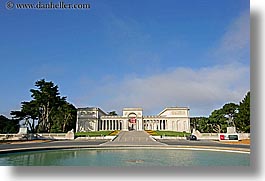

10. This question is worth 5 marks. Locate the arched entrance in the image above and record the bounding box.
[128,113,137,131]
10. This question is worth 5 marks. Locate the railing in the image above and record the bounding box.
[0,132,75,141]
[0,134,27,141]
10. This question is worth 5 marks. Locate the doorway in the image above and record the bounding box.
[128,117,137,131]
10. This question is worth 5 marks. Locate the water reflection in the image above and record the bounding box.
[0,149,250,166]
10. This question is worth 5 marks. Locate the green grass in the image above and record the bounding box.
[75,131,113,137]
[146,130,191,137]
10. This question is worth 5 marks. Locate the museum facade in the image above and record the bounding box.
[76,107,190,132]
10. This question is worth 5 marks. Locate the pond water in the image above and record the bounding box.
[0,148,250,166]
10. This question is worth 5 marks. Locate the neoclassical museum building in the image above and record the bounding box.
[76,107,190,133]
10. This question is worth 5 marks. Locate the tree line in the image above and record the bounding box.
[0,115,20,134]
[190,91,250,133]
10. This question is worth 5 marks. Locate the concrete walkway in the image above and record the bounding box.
[100,131,166,146]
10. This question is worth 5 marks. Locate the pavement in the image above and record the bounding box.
[100,130,166,146]
[0,131,250,153]
[0,140,108,153]
[158,139,250,149]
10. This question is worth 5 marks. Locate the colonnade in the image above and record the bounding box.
[98,119,169,131]
[143,119,167,130]
[98,119,123,131]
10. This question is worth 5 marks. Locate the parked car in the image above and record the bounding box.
[186,135,197,141]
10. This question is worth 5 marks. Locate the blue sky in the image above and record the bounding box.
[0,0,250,117]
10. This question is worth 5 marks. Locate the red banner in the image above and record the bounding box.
[130,118,136,123]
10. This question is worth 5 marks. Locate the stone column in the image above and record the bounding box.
[95,120,97,131]
[123,120,128,131]
[106,120,108,130]
[148,120,150,130]
[98,120,100,131]
[137,118,143,131]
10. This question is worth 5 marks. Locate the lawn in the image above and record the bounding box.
[146,130,191,137]
[75,131,119,137]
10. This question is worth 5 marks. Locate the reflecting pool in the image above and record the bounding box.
[0,149,250,166]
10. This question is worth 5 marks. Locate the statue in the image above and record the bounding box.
[224,114,236,133]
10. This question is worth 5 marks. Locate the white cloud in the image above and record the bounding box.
[91,63,249,116]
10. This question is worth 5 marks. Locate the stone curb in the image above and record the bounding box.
[0,144,250,154]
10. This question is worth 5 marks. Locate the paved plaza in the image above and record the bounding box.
[101,131,166,146]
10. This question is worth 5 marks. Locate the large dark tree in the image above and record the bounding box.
[11,79,77,133]
[30,79,64,132]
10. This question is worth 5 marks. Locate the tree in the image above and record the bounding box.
[208,109,226,133]
[0,115,20,133]
[198,117,211,133]
[11,79,77,133]
[190,117,210,133]
[108,111,118,116]
[208,103,239,133]
[222,103,239,127]
[50,101,77,133]
[235,91,250,132]
[11,100,39,133]
[29,79,64,132]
